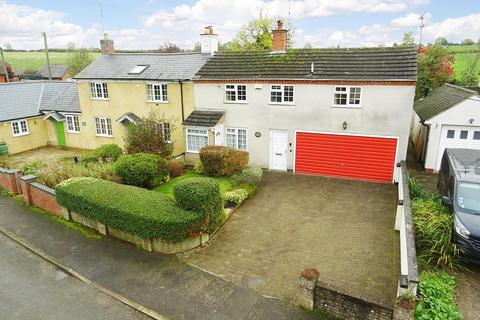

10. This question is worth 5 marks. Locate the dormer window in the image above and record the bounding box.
[129,65,149,74]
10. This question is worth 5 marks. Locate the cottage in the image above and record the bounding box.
[412,83,480,172]
[188,21,417,183]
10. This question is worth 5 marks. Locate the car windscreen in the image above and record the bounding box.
[457,182,480,214]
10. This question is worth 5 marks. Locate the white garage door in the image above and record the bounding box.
[436,125,480,170]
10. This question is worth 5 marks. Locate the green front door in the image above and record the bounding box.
[55,121,66,147]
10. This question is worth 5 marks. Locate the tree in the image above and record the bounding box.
[67,42,76,51]
[434,37,448,46]
[460,54,480,86]
[461,38,475,45]
[416,45,455,99]
[229,17,275,51]
[400,32,415,47]
[67,48,94,76]
[155,42,182,53]
[124,111,174,158]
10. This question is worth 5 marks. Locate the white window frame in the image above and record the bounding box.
[160,122,171,143]
[333,86,362,107]
[224,84,247,103]
[186,128,209,153]
[94,117,113,137]
[270,84,295,105]
[11,119,29,137]
[65,115,81,133]
[89,82,109,100]
[146,83,168,103]
[226,128,248,151]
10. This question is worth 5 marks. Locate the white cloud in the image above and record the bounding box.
[422,13,480,43]
[391,12,430,27]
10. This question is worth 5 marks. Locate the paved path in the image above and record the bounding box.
[0,233,149,320]
[0,195,315,320]
[183,171,399,308]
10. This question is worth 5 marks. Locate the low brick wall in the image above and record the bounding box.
[18,174,62,216]
[314,282,393,320]
[0,168,21,195]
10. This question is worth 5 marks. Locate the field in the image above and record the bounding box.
[447,45,480,81]
[4,51,100,73]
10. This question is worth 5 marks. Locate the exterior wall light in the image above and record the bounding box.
[342,121,347,130]
[469,118,474,124]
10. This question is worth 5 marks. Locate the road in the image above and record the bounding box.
[0,233,149,320]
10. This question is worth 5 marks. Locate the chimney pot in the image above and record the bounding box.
[277,20,283,30]
[100,33,114,55]
[272,19,287,52]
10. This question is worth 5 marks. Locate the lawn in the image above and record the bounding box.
[155,171,233,198]
[4,51,100,72]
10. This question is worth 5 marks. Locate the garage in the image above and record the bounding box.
[435,125,480,170]
[295,131,398,183]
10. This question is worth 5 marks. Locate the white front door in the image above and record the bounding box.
[269,130,288,171]
[436,125,480,170]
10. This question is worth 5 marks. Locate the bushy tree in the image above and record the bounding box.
[400,32,415,47]
[461,38,475,45]
[124,111,174,158]
[155,42,182,53]
[434,37,448,46]
[67,48,94,76]
[416,46,455,99]
[229,17,274,51]
[460,54,480,86]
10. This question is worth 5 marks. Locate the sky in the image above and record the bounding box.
[0,0,479,50]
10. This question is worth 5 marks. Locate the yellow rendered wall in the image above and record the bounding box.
[0,117,49,154]
[71,80,195,156]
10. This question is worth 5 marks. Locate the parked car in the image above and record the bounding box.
[438,148,480,263]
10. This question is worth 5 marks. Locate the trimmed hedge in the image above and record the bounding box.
[55,177,201,241]
[199,146,248,176]
[173,178,224,233]
[223,189,249,208]
[231,166,263,186]
[93,144,123,162]
[114,153,168,189]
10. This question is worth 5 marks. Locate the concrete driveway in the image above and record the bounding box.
[182,171,399,308]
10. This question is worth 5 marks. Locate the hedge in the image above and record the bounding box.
[93,144,123,162]
[173,178,224,233]
[55,177,201,242]
[114,153,168,189]
[199,146,248,176]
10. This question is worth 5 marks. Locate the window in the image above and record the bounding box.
[270,85,294,104]
[446,130,455,139]
[225,84,247,102]
[334,86,362,106]
[66,115,80,133]
[160,123,171,143]
[95,117,113,137]
[474,131,480,140]
[460,130,468,139]
[89,82,109,99]
[186,128,208,152]
[11,119,29,136]
[226,128,247,150]
[146,83,168,102]
[129,65,148,74]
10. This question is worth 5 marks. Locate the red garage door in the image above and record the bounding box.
[295,132,398,183]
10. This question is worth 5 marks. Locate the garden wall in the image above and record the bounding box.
[0,168,21,195]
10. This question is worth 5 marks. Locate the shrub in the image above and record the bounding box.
[237,183,258,198]
[114,153,168,189]
[412,195,459,269]
[124,111,174,158]
[231,166,263,186]
[168,159,184,179]
[36,161,118,188]
[415,271,461,320]
[0,156,13,169]
[223,189,249,208]
[21,160,46,175]
[55,177,201,241]
[92,144,123,162]
[193,161,204,174]
[408,175,427,201]
[199,146,248,176]
[173,178,224,233]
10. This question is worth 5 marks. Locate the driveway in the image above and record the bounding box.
[182,171,399,308]
[9,146,90,166]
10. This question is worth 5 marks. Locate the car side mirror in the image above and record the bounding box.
[442,196,451,206]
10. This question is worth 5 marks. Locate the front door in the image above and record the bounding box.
[55,120,66,147]
[269,130,288,171]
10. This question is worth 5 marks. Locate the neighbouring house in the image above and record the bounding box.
[188,20,417,183]
[19,64,70,80]
[72,30,216,156]
[0,81,80,155]
[412,83,480,172]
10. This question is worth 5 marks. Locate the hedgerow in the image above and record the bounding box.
[55,177,202,241]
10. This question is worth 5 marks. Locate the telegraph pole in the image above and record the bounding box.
[0,47,9,82]
[41,32,52,80]
[418,12,426,47]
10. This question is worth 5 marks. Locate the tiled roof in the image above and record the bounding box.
[195,47,417,81]
[414,83,478,121]
[75,53,211,80]
[183,110,224,127]
[36,64,69,78]
[0,81,80,122]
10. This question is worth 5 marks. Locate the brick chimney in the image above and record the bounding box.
[100,33,114,55]
[272,20,287,52]
[200,26,218,56]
